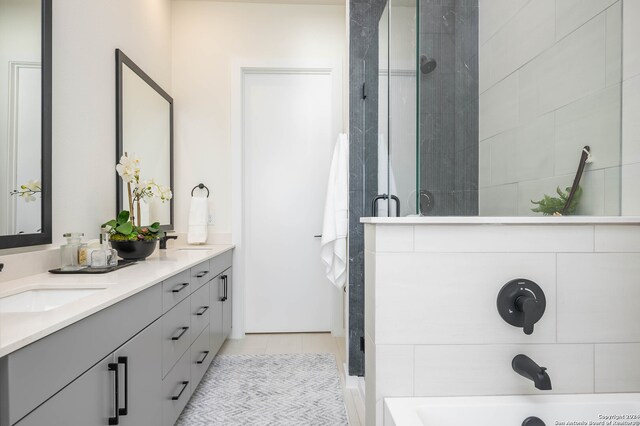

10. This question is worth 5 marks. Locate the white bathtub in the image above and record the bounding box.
[384,394,640,426]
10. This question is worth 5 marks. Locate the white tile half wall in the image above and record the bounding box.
[364,222,640,426]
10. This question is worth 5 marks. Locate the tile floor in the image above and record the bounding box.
[219,333,366,425]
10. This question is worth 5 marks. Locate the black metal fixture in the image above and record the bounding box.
[523,417,546,426]
[171,381,190,401]
[0,263,4,272]
[497,278,546,335]
[512,354,552,391]
[191,183,210,197]
[562,146,590,215]
[159,234,178,249]
[220,275,228,301]
[371,194,401,217]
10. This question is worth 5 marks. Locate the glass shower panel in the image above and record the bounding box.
[417,0,479,216]
[386,0,418,216]
[377,3,390,216]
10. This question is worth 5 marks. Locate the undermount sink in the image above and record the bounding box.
[0,288,105,313]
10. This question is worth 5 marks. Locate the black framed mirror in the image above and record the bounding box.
[0,0,52,249]
[115,49,174,231]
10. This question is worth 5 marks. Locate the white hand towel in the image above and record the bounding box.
[321,134,349,289]
[187,196,208,244]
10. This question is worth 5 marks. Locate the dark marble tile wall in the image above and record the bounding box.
[348,0,387,377]
[419,0,479,216]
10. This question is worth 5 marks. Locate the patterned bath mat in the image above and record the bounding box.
[176,353,349,426]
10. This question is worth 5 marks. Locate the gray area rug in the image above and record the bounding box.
[176,353,350,425]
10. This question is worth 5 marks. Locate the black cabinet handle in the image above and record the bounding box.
[171,381,190,401]
[196,306,209,316]
[108,363,119,425]
[117,357,128,416]
[171,326,189,341]
[195,271,209,278]
[171,282,189,293]
[196,351,210,364]
[221,275,228,302]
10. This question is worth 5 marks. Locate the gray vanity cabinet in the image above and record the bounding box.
[113,320,163,426]
[15,355,113,426]
[209,267,232,355]
[16,320,162,426]
[222,268,233,340]
[210,273,225,355]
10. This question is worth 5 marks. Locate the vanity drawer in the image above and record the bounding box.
[162,297,192,378]
[191,260,212,289]
[162,349,191,426]
[162,269,192,313]
[190,325,212,393]
[210,250,233,279]
[190,281,210,340]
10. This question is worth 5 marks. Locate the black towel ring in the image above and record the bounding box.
[191,183,210,197]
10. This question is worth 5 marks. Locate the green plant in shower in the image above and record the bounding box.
[531,186,582,216]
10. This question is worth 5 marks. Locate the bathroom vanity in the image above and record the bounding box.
[0,246,233,426]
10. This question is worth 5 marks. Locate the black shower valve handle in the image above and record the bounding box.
[497,278,547,336]
[517,296,539,335]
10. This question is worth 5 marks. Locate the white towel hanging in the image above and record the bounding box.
[320,134,349,289]
[187,196,209,244]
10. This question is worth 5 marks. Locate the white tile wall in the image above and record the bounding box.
[622,74,640,165]
[374,345,414,400]
[555,85,621,175]
[621,162,640,215]
[556,0,617,40]
[595,343,640,392]
[414,225,593,253]
[479,184,518,216]
[557,253,640,343]
[478,0,528,46]
[479,73,520,140]
[414,344,594,396]
[623,0,640,80]
[373,252,557,345]
[480,1,624,216]
[594,224,640,251]
[374,225,414,252]
[606,2,623,86]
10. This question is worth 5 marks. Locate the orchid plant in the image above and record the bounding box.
[104,153,172,241]
[10,179,41,202]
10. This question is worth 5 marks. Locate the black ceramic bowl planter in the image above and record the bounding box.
[110,239,157,261]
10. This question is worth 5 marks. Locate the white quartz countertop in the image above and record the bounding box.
[0,245,234,358]
[360,216,640,225]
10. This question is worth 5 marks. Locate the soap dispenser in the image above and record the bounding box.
[60,232,85,271]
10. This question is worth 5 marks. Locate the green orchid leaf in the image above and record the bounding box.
[116,221,133,235]
[102,219,117,229]
[117,210,130,225]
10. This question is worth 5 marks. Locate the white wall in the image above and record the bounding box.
[478,0,623,216]
[171,1,347,242]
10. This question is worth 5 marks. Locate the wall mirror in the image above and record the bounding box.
[0,0,52,249]
[116,49,173,230]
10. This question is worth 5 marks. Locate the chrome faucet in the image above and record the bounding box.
[512,354,552,390]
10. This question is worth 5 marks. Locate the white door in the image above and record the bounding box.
[244,69,337,333]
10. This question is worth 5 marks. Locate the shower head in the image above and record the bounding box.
[420,55,437,74]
